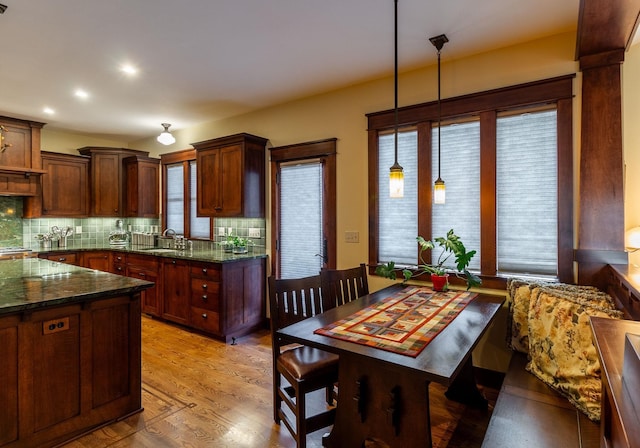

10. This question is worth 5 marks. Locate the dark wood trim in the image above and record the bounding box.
[366,75,575,131]
[368,130,380,271]
[579,49,625,71]
[269,139,337,276]
[557,98,574,283]
[576,0,640,59]
[417,122,433,251]
[574,249,628,265]
[479,110,497,277]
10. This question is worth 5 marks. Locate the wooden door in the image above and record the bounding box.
[41,152,89,217]
[82,251,111,272]
[162,259,190,325]
[0,315,19,446]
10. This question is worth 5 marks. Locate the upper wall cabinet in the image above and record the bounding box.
[0,115,46,196]
[193,133,268,218]
[40,152,90,217]
[124,155,160,218]
[78,147,158,218]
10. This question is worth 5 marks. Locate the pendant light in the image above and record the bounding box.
[430,34,448,204]
[389,0,404,198]
[157,123,176,146]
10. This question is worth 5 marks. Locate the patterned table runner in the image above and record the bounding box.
[314,286,477,357]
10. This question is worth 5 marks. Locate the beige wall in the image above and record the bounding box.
[42,129,126,155]
[624,42,640,267]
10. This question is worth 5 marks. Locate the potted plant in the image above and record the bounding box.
[376,229,481,291]
[229,236,251,254]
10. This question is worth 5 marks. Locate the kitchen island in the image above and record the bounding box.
[0,258,153,448]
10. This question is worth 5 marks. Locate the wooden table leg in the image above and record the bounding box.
[444,355,488,409]
[322,353,433,448]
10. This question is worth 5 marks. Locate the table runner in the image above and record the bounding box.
[314,286,477,357]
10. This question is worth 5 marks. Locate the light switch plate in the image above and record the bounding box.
[218,227,226,236]
[75,226,82,234]
[345,231,359,243]
[248,228,261,238]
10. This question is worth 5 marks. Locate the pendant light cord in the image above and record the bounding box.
[393,0,399,165]
[437,47,441,179]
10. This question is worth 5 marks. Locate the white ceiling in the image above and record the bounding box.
[0,0,582,142]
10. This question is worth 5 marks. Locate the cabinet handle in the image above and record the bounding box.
[58,257,66,262]
[202,268,207,274]
[139,272,146,277]
[202,295,208,301]
[202,313,208,319]
[202,283,208,289]
[215,206,222,211]
[172,260,176,265]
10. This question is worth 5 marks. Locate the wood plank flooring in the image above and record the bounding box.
[61,316,497,448]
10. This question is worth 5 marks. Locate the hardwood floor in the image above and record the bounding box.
[61,316,497,448]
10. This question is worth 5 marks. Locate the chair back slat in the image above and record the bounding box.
[320,263,369,308]
[268,275,326,333]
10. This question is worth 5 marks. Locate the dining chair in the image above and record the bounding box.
[320,263,369,307]
[268,274,339,448]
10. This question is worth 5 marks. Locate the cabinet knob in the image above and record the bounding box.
[202,313,208,319]
[202,295,208,301]
[202,268,207,274]
[140,272,146,277]
[202,283,208,289]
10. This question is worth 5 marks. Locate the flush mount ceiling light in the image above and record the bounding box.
[430,33,448,205]
[0,4,7,14]
[389,0,404,198]
[157,123,176,145]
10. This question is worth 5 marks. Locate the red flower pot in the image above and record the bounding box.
[430,273,449,292]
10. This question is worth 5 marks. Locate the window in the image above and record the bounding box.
[161,150,211,238]
[368,75,574,286]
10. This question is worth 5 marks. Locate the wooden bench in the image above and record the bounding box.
[483,265,640,447]
[481,352,599,447]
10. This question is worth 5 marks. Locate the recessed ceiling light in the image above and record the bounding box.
[74,89,89,99]
[120,64,138,76]
[43,107,55,115]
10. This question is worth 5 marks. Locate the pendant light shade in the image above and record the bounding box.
[389,0,404,198]
[157,123,176,145]
[430,34,448,204]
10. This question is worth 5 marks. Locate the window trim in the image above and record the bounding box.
[160,148,212,239]
[367,75,575,288]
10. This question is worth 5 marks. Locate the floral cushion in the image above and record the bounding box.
[506,278,614,354]
[526,287,622,421]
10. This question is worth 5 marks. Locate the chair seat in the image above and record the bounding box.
[278,346,339,380]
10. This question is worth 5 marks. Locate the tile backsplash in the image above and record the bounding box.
[0,197,266,249]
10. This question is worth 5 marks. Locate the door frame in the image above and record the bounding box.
[270,138,337,278]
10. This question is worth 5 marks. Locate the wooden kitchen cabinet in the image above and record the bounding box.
[124,155,160,218]
[127,254,161,316]
[0,315,19,446]
[193,133,268,217]
[38,251,80,265]
[35,152,90,217]
[161,258,190,325]
[81,250,111,272]
[77,147,151,217]
[0,115,46,197]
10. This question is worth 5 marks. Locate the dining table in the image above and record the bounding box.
[276,282,505,448]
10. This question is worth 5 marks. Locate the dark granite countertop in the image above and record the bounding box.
[0,258,154,315]
[29,242,267,264]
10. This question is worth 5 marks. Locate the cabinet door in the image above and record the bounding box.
[29,308,82,433]
[162,259,190,325]
[197,147,222,215]
[219,145,243,216]
[0,316,19,446]
[41,153,89,217]
[91,153,121,216]
[82,251,111,272]
[124,157,159,218]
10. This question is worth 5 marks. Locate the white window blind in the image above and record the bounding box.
[279,160,324,279]
[166,164,185,234]
[189,161,211,238]
[431,121,481,270]
[378,130,418,265]
[497,109,557,276]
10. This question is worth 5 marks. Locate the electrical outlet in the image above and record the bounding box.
[345,231,359,243]
[218,227,226,236]
[248,228,261,238]
[75,226,82,234]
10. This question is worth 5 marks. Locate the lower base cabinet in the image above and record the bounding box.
[0,296,141,448]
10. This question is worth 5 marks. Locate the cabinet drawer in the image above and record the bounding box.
[112,263,126,275]
[112,253,126,264]
[190,279,220,311]
[127,254,159,271]
[190,264,221,280]
[42,252,78,264]
[190,307,220,333]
